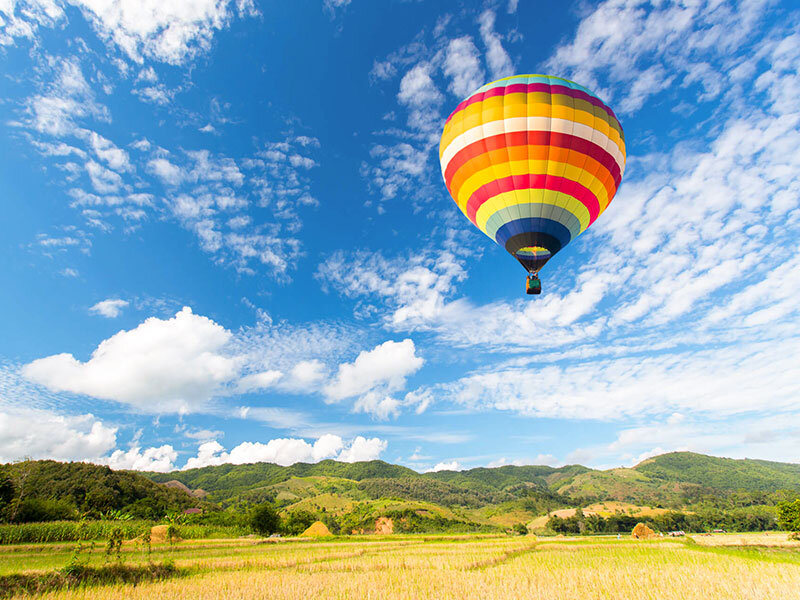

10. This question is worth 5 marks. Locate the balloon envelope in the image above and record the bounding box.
[439,74,626,273]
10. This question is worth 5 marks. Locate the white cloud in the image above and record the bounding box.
[182,434,385,469]
[336,436,387,462]
[133,83,175,105]
[69,0,258,65]
[323,0,351,16]
[443,36,485,98]
[106,444,177,472]
[0,407,117,463]
[320,248,467,329]
[570,411,800,468]
[0,0,64,46]
[426,460,460,473]
[22,307,239,413]
[545,0,773,114]
[89,298,129,318]
[433,337,800,421]
[364,142,430,201]
[25,59,108,136]
[147,157,184,186]
[240,359,328,394]
[238,369,283,392]
[353,392,401,420]
[397,62,443,131]
[477,10,513,80]
[85,131,131,172]
[324,339,424,402]
[86,159,124,193]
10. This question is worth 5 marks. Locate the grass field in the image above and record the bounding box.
[2,533,800,599]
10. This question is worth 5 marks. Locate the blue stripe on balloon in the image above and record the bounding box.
[494,218,572,251]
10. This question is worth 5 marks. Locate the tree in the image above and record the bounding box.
[250,503,281,536]
[283,510,316,536]
[0,469,14,517]
[512,523,528,535]
[777,499,800,534]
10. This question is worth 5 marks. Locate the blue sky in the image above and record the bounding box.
[1,0,799,473]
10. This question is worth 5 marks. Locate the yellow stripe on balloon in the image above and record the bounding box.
[440,116,625,173]
[452,158,612,214]
[474,191,591,234]
[442,96,625,153]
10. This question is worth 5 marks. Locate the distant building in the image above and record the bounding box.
[183,508,202,515]
[668,530,685,537]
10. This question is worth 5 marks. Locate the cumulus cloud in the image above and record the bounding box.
[324,339,424,402]
[182,434,385,469]
[337,436,388,462]
[22,307,239,413]
[106,444,177,472]
[0,407,117,463]
[426,460,461,473]
[89,298,129,318]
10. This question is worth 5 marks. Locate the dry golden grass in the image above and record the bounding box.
[15,535,800,600]
[691,532,800,547]
[528,502,671,529]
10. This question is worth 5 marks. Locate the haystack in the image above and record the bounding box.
[631,523,656,539]
[374,517,394,534]
[149,525,169,543]
[300,521,331,537]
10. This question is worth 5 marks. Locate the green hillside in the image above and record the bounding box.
[634,452,800,492]
[146,460,420,503]
[0,460,202,521]
[2,452,799,537]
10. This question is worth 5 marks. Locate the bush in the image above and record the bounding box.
[282,510,316,536]
[512,523,529,536]
[15,498,76,523]
[249,504,280,536]
[777,499,800,532]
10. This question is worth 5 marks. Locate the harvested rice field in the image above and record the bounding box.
[3,534,800,599]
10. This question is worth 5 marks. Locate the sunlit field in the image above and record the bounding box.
[3,534,800,599]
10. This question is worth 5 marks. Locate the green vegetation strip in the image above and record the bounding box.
[466,541,539,570]
[0,563,183,598]
[682,538,800,566]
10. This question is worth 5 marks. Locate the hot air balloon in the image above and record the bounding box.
[439,74,626,295]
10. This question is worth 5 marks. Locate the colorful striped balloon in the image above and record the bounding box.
[439,74,626,274]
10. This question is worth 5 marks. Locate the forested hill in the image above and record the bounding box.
[634,452,800,492]
[0,460,203,520]
[144,451,800,507]
[3,452,800,526]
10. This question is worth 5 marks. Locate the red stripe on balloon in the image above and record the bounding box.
[465,174,601,225]
[443,131,621,189]
[444,83,619,126]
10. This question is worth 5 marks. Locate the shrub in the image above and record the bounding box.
[512,523,529,536]
[15,498,77,523]
[777,499,800,533]
[249,504,281,536]
[282,510,315,536]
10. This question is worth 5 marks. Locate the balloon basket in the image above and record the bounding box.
[526,276,541,295]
